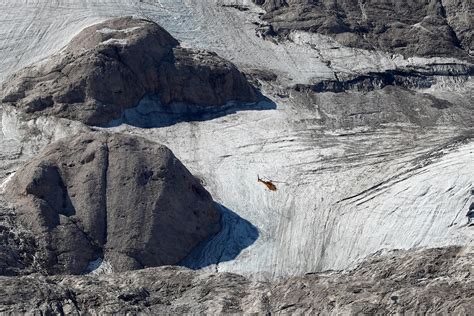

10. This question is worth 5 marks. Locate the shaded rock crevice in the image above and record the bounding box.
[294,65,473,93]
[101,139,109,248]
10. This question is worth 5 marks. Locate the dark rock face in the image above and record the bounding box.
[4,132,221,274]
[253,0,473,59]
[0,246,471,314]
[0,17,258,126]
[0,209,36,276]
[294,65,473,93]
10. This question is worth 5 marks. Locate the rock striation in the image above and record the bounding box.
[3,132,221,275]
[253,0,473,60]
[0,17,257,126]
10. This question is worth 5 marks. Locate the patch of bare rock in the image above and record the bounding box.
[253,0,473,60]
[0,17,258,126]
[0,246,471,314]
[3,132,221,275]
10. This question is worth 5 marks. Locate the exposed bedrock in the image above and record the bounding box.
[0,246,471,314]
[252,0,473,60]
[287,85,474,129]
[3,132,221,274]
[0,207,36,276]
[293,65,473,93]
[0,17,258,126]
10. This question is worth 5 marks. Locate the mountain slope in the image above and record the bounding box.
[0,0,472,280]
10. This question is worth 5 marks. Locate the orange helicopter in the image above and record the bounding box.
[257,175,278,191]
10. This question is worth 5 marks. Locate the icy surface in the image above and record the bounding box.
[0,0,472,279]
[0,0,469,85]
[84,259,113,276]
[105,105,474,277]
[0,171,14,194]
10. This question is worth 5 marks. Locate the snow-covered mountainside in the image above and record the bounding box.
[0,0,472,283]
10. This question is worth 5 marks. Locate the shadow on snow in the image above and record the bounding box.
[179,203,259,270]
[103,93,276,129]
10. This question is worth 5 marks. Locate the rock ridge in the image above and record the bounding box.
[294,65,473,93]
[0,246,471,314]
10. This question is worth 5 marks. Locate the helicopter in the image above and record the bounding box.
[257,175,278,191]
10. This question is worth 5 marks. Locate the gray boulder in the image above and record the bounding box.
[4,132,221,274]
[0,17,257,125]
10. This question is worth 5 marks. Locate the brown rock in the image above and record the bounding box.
[4,132,221,274]
[1,17,257,126]
[253,0,472,59]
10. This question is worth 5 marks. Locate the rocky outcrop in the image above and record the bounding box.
[4,132,221,275]
[0,246,471,314]
[441,0,473,53]
[0,207,36,276]
[294,64,474,93]
[0,17,257,126]
[253,0,473,60]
